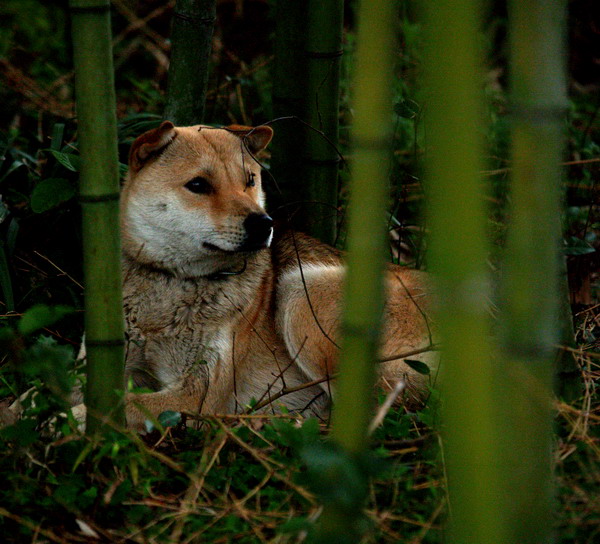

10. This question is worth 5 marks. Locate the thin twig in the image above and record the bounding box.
[34,250,83,290]
[368,379,407,435]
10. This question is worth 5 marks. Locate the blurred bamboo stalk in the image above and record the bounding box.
[494,1,569,541]
[317,0,396,539]
[422,1,506,543]
[69,0,125,433]
[300,0,344,245]
[164,0,216,125]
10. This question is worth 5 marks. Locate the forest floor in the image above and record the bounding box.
[0,332,598,543]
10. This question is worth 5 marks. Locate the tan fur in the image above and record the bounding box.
[113,122,435,429]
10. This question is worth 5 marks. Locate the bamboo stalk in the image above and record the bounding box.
[493,2,569,541]
[164,0,216,125]
[299,0,344,244]
[270,0,308,218]
[421,1,504,543]
[69,0,125,433]
[316,0,396,539]
[331,0,395,457]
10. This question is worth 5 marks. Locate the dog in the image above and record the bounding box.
[104,121,436,430]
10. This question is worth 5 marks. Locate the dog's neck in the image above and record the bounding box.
[121,247,261,281]
[121,248,270,284]
[121,249,273,332]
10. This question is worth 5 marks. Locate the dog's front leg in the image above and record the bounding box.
[124,374,207,431]
[200,344,237,415]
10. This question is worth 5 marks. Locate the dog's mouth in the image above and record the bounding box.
[203,242,237,253]
[203,241,269,253]
[202,214,273,254]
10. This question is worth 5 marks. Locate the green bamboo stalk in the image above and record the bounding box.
[70,0,125,434]
[164,0,216,125]
[270,0,308,218]
[299,0,344,245]
[316,0,396,539]
[422,1,504,543]
[493,2,569,542]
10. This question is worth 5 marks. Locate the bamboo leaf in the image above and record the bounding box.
[6,217,18,255]
[50,149,81,172]
[0,159,25,183]
[117,113,162,141]
[18,304,74,336]
[71,442,94,473]
[564,236,595,256]
[404,359,431,375]
[0,242,14,312]
[51,123,65,151]
[30,178,76,213]
[157,410,181,428]
[394,99,420,119]
[0,198,7,224]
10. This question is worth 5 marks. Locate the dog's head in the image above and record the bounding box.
[121,121,274,277]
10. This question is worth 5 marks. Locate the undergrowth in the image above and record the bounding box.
[0,306,444,543]
[0,313,598,542]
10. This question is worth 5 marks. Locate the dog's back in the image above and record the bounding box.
[271,229,434,408]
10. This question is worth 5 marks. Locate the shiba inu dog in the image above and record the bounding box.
[114,121,435,430]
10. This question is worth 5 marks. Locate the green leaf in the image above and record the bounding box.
[30,178,76,213]
[0,159,26,183]
[271,417,320,450]
[0,197,9,224]
[158,410,181,428]
[404,358,431,375]
[51,123,65,151]
[564,236,596,256]
[0,418,40,447]
[0,242,14,311]
[72,442,94,473]
[49,149,81,172]
[24,335,75,394]
[278,517,314,536]
[564,245,595,256]
[394,99,420,119]
[18,304,74,336]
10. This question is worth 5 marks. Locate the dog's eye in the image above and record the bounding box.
[185,177,213,194]
[246,172,256,188]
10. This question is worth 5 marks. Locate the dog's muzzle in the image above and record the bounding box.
[241,213,273,251]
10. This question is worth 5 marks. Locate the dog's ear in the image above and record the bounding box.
[129,121,177,174]
[225,125,273,154]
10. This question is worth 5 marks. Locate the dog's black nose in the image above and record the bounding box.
[243,213,273,249]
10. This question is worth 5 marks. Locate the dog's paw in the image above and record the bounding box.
[0,399,18,427]
[62,403,87,433]
[2,386,37,425]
